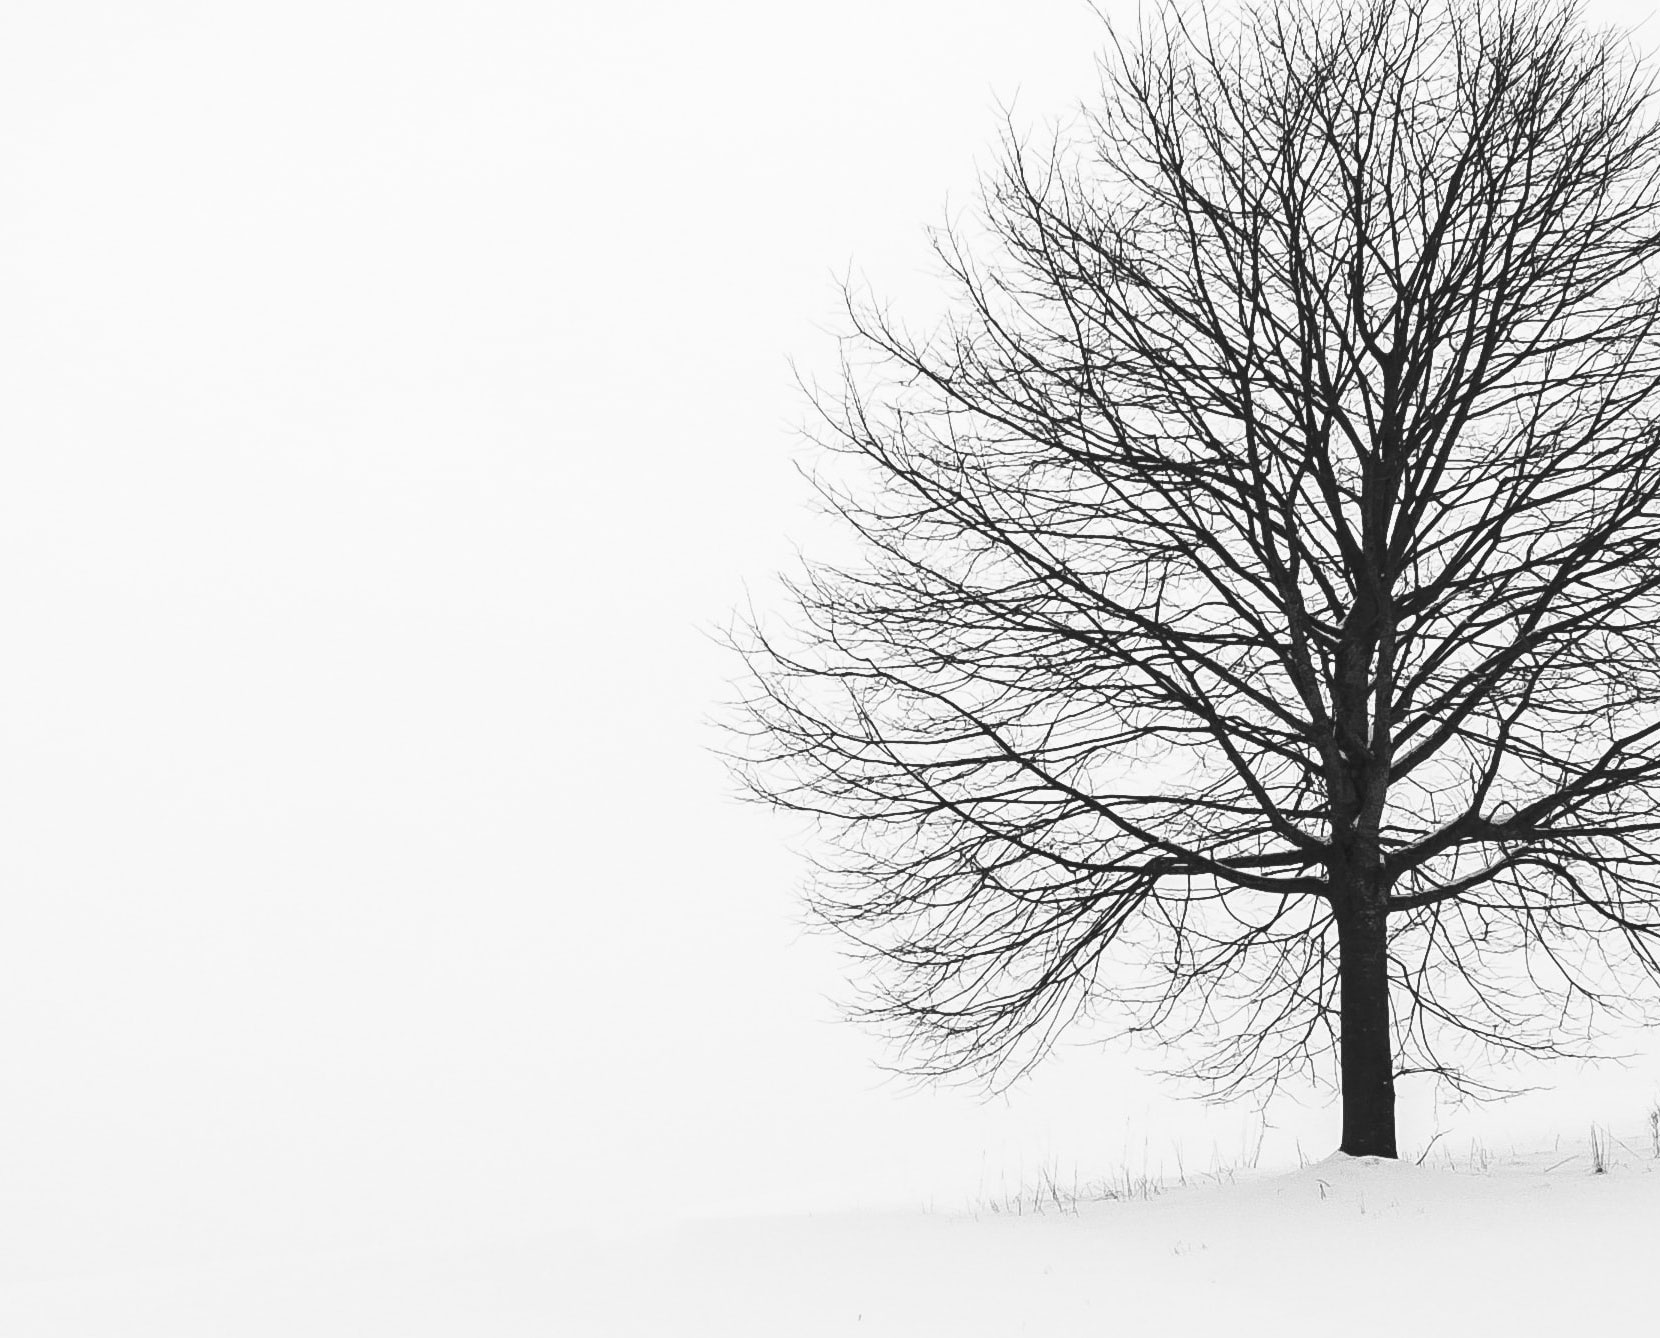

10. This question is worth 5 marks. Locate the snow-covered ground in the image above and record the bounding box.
[4,1130,1653,1336]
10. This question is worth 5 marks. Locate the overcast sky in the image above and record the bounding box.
[3,0,1660,1277]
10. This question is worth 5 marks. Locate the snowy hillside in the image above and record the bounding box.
[4,1133,1654,1336]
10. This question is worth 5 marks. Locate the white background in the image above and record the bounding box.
[1,0,1657,1279]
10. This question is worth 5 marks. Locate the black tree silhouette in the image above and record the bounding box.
[730,0,1660,1157]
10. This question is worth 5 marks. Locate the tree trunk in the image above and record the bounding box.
[1337,902,1397,1157]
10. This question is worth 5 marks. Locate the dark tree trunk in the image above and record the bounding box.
[1336,902,1397,1157]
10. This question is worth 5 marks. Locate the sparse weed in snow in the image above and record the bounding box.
[978,1155,1150,1217]
[1414,1130,1448,1166]
[1589,1124,1610,1174]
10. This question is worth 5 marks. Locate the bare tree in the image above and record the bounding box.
[729,0,1660,1158]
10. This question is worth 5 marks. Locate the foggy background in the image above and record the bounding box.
[2,0,1657,1281]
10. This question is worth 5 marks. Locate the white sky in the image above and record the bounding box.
[2,0,1659,1277]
